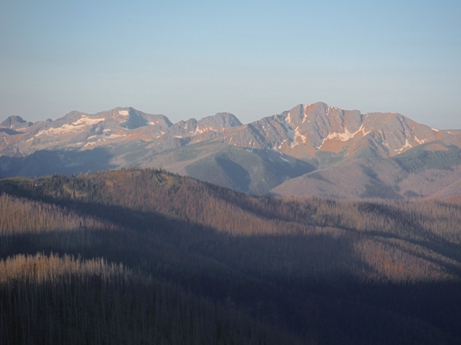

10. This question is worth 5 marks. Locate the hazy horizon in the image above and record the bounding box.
[1,0,460,129]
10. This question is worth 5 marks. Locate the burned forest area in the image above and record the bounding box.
[1,168,461,344]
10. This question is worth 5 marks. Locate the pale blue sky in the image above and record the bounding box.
[1,0,460,129]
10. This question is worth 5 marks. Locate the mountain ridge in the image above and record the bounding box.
[1,102,460,199]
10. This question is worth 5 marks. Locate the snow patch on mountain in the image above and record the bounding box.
[35,115,105,137]
[291,128,308,147]
[194,125,210,135]
[414,136,427,145]
[302,105,310,123]
[325,128,356,141]
[279,153,289,163]
[83,142,98,148]
[395,139,412,153]
[35,124,78,137]
[118,110,129,116]
[327,105,339,113]
[73,116,105,126]
[317,124,370,149]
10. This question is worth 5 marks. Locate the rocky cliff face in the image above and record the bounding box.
[1,102,460,199]
[217,102,459,160]
[0,108,244,156]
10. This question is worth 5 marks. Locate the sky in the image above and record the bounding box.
[1,0,460,129]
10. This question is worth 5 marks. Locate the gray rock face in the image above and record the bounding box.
[215,102,460,162]
[1,103,460,199]
[200,112,242,128]
[1,115,33,129]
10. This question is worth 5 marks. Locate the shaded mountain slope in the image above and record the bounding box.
[1,169,461,343]
[1,253,298,345]
[271,142,461,199]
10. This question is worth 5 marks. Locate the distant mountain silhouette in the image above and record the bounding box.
[1,103,460,198]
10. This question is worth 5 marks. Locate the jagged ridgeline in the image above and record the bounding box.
[1,169,461,344]
[2,103,461,199]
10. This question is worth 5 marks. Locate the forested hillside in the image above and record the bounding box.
[1,169,461,344]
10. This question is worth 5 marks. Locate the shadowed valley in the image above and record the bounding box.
[1,169,461,344]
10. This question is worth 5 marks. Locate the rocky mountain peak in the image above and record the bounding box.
[1,115,32,129]
[1,102,460,196]
[199,112,242,129]
[119,109,150,129]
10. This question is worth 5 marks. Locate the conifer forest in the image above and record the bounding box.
[1,169,461,344]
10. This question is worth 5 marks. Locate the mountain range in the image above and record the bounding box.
[1,102,461,199]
